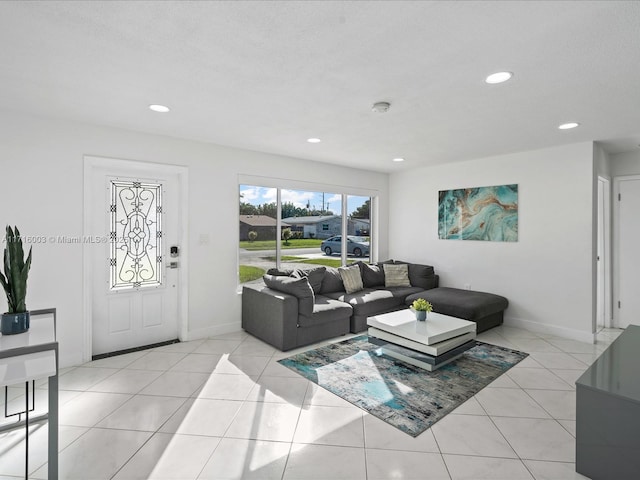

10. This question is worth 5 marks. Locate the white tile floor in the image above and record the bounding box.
[0,326,622,479]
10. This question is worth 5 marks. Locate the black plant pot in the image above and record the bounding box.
[1,311,30,335]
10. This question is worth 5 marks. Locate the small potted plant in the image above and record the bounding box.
[411,298,433,321]
[0,226,33,335]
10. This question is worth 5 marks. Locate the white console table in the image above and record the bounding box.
[0,308,58,479]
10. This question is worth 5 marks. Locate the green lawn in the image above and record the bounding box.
[293,258,343,268]
[239,265,266,283]
[239,239,322,251]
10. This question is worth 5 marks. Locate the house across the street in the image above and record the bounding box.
[282,215,370,239]
[239,215,289,241]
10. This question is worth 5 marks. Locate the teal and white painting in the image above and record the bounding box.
[438,184,518,241]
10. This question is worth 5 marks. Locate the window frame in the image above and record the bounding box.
[238,176,378,282]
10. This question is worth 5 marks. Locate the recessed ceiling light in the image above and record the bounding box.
[149,104,170,113]
[392,158,405,162]
[307,138,321,143]
[372,102,391,113]
[485,71,513,84]
[558,122,580,130]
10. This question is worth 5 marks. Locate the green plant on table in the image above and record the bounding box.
[412,298,433,313]
[0,226,32,313]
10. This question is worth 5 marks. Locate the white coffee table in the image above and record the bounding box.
[367,309,477,371]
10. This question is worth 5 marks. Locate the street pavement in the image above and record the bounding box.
[239,247,327,269]
[239,246,367,269]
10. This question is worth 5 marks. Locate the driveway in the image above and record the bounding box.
[239,247,326,270]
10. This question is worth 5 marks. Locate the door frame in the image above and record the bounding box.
[596,176,612,330]
[612,175,640,329]
[83,156,189,363]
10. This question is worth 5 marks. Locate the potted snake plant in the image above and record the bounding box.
[0,226,32,335]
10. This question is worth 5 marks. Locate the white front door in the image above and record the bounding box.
[88,161,183,356]
[616,176,640,329]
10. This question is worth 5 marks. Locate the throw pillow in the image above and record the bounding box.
[358,262,385,287]
[266,267,294,277]
[383,263,411,288]
[262,274,314,316]
[389,261,435,289]
[339,265,364,294]
[292,267,326,295]
[320,267,345,294]
[408,263,436,289]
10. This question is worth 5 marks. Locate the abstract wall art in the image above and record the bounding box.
[438,184,518,242]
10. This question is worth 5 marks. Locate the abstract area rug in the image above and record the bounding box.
[279,335,528,437]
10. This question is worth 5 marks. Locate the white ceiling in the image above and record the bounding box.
[1,1,639,173]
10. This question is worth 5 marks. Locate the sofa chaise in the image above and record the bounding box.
[405,287,509,333]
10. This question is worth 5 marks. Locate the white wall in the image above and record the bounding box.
[610,150,640,176]
[389,142,595,341]
[594,143,611,179]
[0,111,389,367]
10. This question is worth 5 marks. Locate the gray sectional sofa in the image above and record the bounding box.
[241,260,438,351]
[241,260,509,351]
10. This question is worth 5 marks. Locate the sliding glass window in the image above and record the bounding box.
[347,195,371,265]
[239,184,374,285]
[239,185,277,284]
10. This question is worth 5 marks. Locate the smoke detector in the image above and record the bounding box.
[372,102,391,113]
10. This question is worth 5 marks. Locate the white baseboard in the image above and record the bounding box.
[181,320,242,342]
[61,352,86,369]
[504,316,596,344]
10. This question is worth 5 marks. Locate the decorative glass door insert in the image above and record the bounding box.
[110,179,163,290]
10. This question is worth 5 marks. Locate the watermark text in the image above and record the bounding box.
[3,235,127,244]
